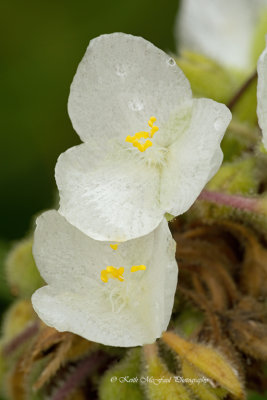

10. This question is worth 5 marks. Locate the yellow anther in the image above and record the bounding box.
[131,265,147,273]
[110,243,119,250]
[150,126,159,137]
[101,271,108,283]
[126,135,135,143]
[101,266,124,283]
[106,266,115,272]
[144,140,152,150]
[137,143,145,152]
[148,116,156,127]
[125,116,158,152]
[134,131,149,140]
[132,140,140,148]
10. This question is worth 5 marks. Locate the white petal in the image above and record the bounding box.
[68,33,192,143]
[177,0,267,70]
[257,37,267,149]
[55,143,163,241]
[32,211,177,347]
[160,99,231,215]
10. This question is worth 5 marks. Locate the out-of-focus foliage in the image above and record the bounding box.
[0,243,11,300]
[248,392,267,400]
[251,9,267,65]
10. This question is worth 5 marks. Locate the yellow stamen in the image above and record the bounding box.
[150,126,159,137]
[148,116,156,127]
[125,135,135,143]
[125,117,158,152]
[101,266,124,283]
[131,265,147,273]
[134,131,149,140]
[132,140,140,148]
[144,140,152,150]
[110,243,119,250]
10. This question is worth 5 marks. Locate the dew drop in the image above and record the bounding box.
[128,99,144,111]
[167,57,175,66]
[115,64,127,77]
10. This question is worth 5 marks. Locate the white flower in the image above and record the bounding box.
[31,210,178,347]
[257,37,267,149]
[177,0,267,71]
[177,1,267,149]
[56,33,231,241]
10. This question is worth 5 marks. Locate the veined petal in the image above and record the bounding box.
[257,37,267,149]
[160,98,231,215]
[68,33,192,143]
[177,0,267,70]
[32,211,177,347]
[55,143,163,241]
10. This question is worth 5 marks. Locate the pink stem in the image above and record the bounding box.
[198,190,259,213]
[51,351,110,400]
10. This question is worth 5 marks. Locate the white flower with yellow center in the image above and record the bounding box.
[31,210,177,347]
[56,33,231,241]
[177,0,267,71]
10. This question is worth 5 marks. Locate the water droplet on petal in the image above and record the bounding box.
[115,64,127,77]
[167,57,175,66]
[128,99,144,111]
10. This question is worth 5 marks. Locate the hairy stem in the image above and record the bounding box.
[3,321,39,356]
[198,190,260,213]
[51,351,110,400]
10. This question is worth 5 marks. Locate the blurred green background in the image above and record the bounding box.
[0,0,179,242]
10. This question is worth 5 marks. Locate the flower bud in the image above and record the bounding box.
[99,349,143,400]
[207,157,258,195]
[2,299,36,343]
[5,238,44,298]
[177,51,237,103]
[142,343,191,400]
[162,332,244,399]
[182,359,227,400]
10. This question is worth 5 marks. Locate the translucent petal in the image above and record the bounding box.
[68,33,192,143]
[177,0,267,70]
[160,98,231,215]
[32,211,177,347]
[55,143,163,241]
[257,37,267,149]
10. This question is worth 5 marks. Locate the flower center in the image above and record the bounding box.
[101,266,124,283]
[107,276,146,313]
[101,265,146,283]
[125,116,159,152]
